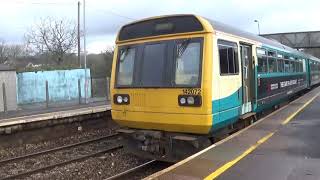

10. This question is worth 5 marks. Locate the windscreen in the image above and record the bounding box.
[141,43,166,86]
[175,41,201,86]
[115,38,203,88]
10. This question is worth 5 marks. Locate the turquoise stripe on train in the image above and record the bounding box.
[211,88,242,132]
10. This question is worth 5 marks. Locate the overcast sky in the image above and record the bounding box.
[0,0,319,53]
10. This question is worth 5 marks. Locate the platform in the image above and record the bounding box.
[0,101,111,128]
[146,86,320,180]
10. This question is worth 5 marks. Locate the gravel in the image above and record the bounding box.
[26,149,149,180]
[0,120,168,180]
[0,123,118,160]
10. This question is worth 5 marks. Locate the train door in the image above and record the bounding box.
[240,44,253,114]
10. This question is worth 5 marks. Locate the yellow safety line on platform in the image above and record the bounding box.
[204,132,275,180]
[145,89,320,180]
[205,91,320,180]
[282,92,320,125]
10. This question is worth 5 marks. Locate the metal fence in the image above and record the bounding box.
[91,77,111,100]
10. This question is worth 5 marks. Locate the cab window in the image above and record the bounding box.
[175,41,201,86]
[116,47,136,86]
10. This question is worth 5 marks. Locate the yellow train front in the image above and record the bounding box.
[111,15,214,161]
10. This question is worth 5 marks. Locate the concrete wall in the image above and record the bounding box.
[0,71,18,112]
[17,69,91,104]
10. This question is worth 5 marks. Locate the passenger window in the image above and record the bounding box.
[258,56,268,73]
[218,40,239,75]
[294,61,299,72]
[289,61,294,73]
[268,58,277,73]
[284,60,290,72]
[277,59,284,72]
[268,51,276,57]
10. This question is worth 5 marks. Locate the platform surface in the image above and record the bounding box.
[0,101,110,127]
[146,87,320,180]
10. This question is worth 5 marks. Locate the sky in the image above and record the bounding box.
[0,0,319,53]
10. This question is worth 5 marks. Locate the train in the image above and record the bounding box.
[110,14,320,162]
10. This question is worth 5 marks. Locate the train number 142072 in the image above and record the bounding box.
[182,88,201,95]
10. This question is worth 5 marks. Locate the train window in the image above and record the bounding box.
[300,61,303,72]
[116,47,136,86]
[175,41,201,86]
[258,56,268,73]
[284,60,290,72]
[277,59,284,72]
[257,48,266,56]
[311,62,314,71]
[294,61,299,72]
[268,58,277,72]
[218,40,239,75]
[268,50,276,57]
[289,61,295,73]
[140,43,166,86]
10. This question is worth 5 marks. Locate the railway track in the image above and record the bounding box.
[0,133,122,180]
[105,160,157,180]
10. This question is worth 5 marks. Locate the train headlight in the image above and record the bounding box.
[178,95,201,107]
[114,94,130,105]
[187,96,195,105]
[180,97,186,105]
[117,96,123,103]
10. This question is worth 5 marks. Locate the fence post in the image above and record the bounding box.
[78,79,81,104]
[106,77,110,101]
[91,76,93,100]
[2,83,7,113]
[45,81,49,108]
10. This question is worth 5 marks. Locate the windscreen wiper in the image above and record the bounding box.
[119,47,129,62]
[177,39,191,58]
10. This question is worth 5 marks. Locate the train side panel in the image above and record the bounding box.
[309,59,320,86]
[255,46,308,112]
[211,33,243,131]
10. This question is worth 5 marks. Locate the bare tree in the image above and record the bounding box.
[0,40,8,63]
[102,46,114,77]
[0,39,30,64]
[25,17,77,65]
[103,46,114,60]
[7,44,28,58]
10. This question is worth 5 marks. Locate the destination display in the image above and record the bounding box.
[257,74,307,104]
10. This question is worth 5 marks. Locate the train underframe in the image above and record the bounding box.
[117,128,212,162]
[117,115,256,162]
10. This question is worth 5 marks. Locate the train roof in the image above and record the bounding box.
[116,14,320,61]
[205,17,320,61]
